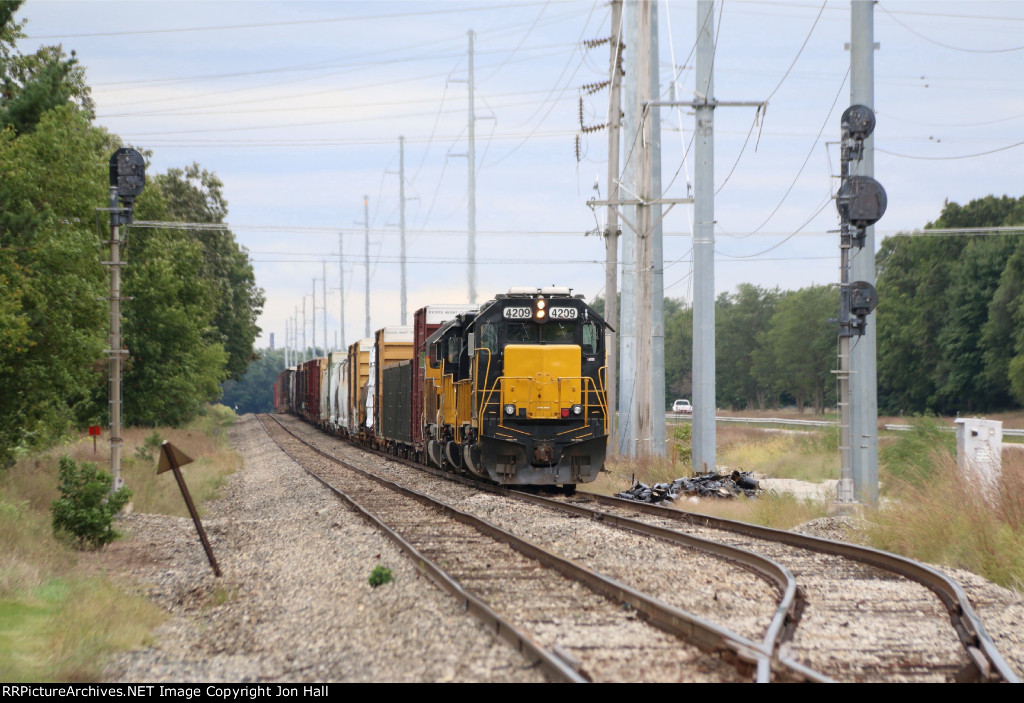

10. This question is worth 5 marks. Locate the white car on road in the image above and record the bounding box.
[671,399,692,414]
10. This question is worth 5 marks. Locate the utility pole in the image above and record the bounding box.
[604,0,624,457]
[285,318,290,367]
[633,0,653,458]
[338,231,346,352]
[589,0,692,457]
[617,1,638,457]
[692,0,716,474]
[849,0,879,504]
[322,262,328,353]
[467,30,477,304]
[399,136,408,325]
[649,2,666,456]
[364,195,371,338]
[301,297,307,361]
[311,277,317,358]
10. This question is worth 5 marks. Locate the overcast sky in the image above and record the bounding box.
[14,0,1024,350]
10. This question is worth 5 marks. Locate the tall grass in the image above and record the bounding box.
[870,420,1024,590]
[0,404,239,682]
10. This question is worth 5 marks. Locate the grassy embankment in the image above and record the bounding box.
[0,404,240,682]
[594,413,1024,590]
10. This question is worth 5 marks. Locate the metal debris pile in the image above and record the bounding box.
[616,471,761,503]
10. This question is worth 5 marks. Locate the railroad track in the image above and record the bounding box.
[544,492,1022,683]
[258,414,830,682]
[264,414,1021,683]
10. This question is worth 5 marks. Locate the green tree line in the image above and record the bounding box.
[0,3,263,466]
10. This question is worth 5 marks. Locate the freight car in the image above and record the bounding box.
[274,287,609,487]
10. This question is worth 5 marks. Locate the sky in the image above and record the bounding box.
[13,0,1024,351]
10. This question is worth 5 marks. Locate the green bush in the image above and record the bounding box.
[368,565,393,588]
[50,457,131,550]
[672,423,692,467]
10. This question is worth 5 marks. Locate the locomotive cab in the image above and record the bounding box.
[427,287,609,486]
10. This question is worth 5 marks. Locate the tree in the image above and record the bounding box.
[0,106,112,466]
[150,164,264,380]
[877,194,1024,414]
[117,187,230,427]
[754,286,836,413]
[0,2,94,134]
[716,284,780,410]
[663,298,692,402]
[220,348,287,414]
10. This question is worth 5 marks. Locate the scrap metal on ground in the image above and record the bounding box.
[616,471,762,504]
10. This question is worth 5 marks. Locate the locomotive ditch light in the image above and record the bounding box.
[504,404,516,416]
[571,404,583,416]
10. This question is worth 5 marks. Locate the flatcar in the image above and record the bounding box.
[274,287,609,487]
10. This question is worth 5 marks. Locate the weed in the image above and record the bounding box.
[134,431,163,463]
[868,451,1024,590]
[368,565,393,588]
[879,416,954,487]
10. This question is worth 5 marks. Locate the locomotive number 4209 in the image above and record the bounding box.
[503,307,532,319]
[549,307,578,319]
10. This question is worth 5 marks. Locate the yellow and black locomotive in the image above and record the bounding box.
[424,286,609,486]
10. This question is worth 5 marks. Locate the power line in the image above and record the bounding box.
[877,140,1024,160]
[878,2,1024,53]
[27,2,559,39]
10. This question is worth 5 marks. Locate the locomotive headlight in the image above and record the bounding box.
[504,404,516,416]
[536,299,546,310]
[534,297,547,321]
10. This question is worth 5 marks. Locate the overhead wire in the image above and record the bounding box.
[727,66,849,241]
[878,2,1024,53]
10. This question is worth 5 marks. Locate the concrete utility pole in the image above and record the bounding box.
[591,0,690,457]
[338,231,346,352]
[604,0,623,457]
[322,261,328,353]
[649,2,666,456]
[617,1,638,457]
[311,277,317,357]
[364,195,371,338]
[285,318,290,367]
[301,298,307,361]
[399,136,408,325]
[467,30,477,304]
[633,0,654,457]
[849,0,879,504]
[692,0,716,474]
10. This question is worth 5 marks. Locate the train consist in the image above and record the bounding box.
[274,287,610,487]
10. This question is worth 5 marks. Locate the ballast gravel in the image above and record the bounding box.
[103,414,546,683]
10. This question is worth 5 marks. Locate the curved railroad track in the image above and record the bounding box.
[553,490,1022,683]
[259,414,830,682]
[265,413,1021,683]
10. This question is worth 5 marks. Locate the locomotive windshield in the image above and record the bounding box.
[498,319,601,353]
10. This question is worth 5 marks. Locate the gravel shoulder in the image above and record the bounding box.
[102,414,546,683]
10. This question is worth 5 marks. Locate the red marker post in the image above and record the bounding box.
[88,425,101,453]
